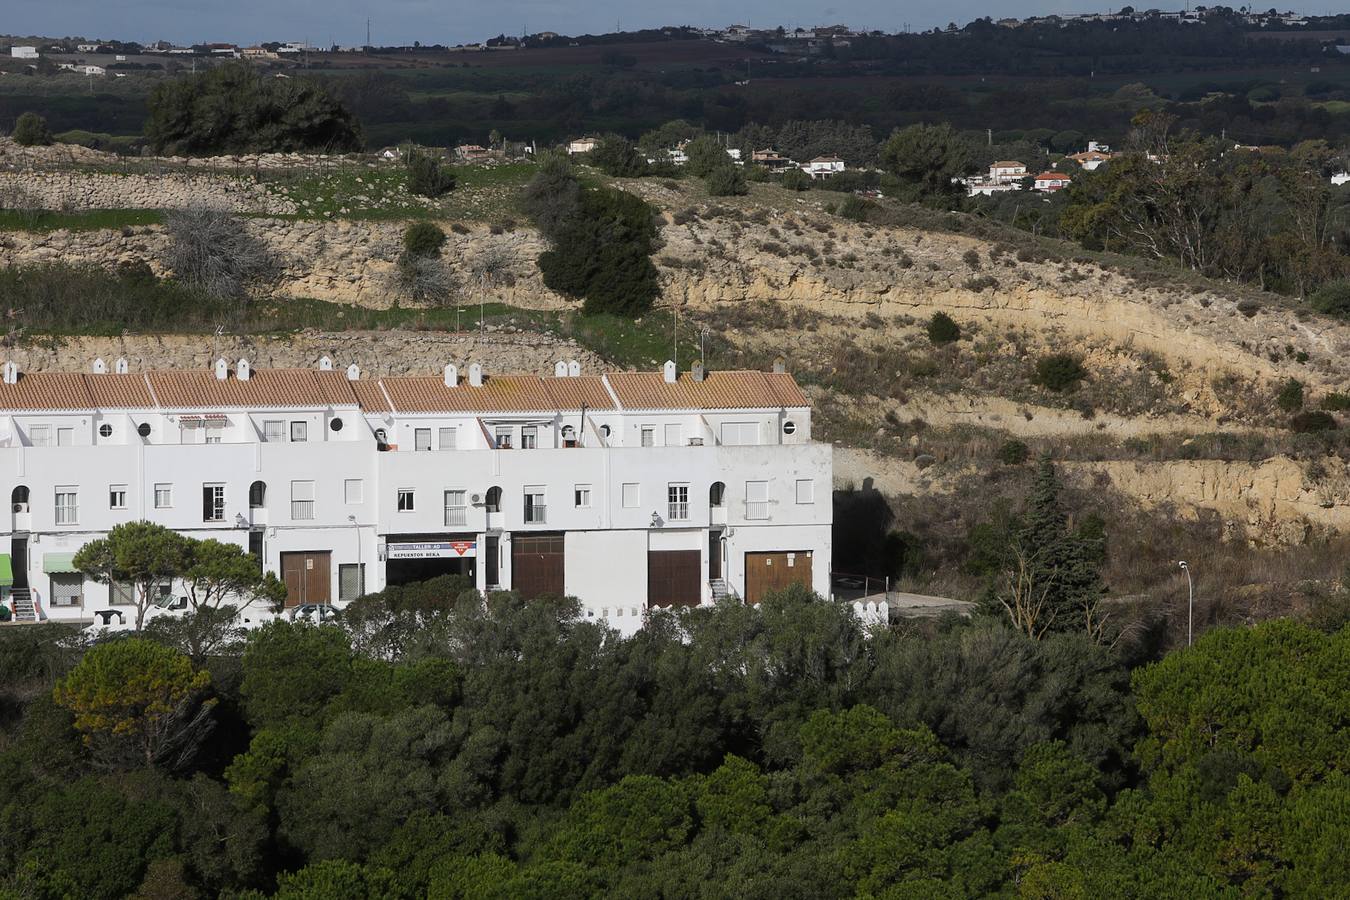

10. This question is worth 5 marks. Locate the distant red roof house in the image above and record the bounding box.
[1033,171,1072,192]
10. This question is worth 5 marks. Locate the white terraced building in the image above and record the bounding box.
[0,358,834,635]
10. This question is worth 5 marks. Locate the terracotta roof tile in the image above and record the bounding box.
[146,369,359,409]
[542,376,616,411]
[377,375,578,414]
[0,373,94,410]
[605,371,808,410]
[85,374,156,409]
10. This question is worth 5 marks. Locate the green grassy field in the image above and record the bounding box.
[261,162,535,223]
[0,209,163,231]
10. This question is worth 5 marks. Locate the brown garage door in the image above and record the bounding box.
[280,551,331,606]
[512,533,565,599]
[744,551,813,604]
[648,550,701,608]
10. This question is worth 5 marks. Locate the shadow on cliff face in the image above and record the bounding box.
[833,477,922,587]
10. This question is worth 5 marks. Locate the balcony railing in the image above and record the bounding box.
[745,501,769,521]
[444,507,468,527]
[668,501,689,521]
[291,500,315,520]
[524,503,547,524]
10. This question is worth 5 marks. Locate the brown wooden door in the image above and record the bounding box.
[648,550,701,608]
[511,533,564,599]
[744,551,813,604]
[280,551,331,606]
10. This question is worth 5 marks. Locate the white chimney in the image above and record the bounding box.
[319,356,333,371]
[554,360,568,377]
[567,360,581,377]
[691,360,705,382]
[237,359,251,381]
[346,363,360,381]
[663,360,677,383]
[91,358,107,374]
[444,363,458,388]
[773,356,786,374]
[2,362,16,385]
[114,358,129,374]
[214,358,229,381]
[469,362,483,387]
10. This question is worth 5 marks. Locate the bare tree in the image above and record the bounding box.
[163,204,275,301]
[390,253,459,306]
[995,540,1058,640]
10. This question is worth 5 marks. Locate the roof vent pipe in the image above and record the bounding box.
[237,359,251,382]
[319,356,333,370]
[115,358,129,374]
[691,359,705,382]
[444,364,458,388]
[91,358,107,374]
[469,363,483,387]
[346,364,360,381]
[2,362,16,385]
[214,358,229,381]
[663,360,677,383]
[567,360,581,377]
[772,356,786,374]
[554,361,568,377]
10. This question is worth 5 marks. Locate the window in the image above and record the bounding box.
[344,478,363,505]
[290,481,315,520]
[668,484,689,521]
[98,423,113,438]
[56,427,74,447]
[664,423,681,447]
[622,483,640,508]
[521,426,538,449]
[485,486,502,513]
[108,485,127,509]
[745,481,769,520]
[111,582,135,606]
[640,426,655,447]
[574,485,592,508]
[205,420,224,444]
[444,490,467,526]
[494,427,513,449]
[783,420,797,436]
[203,484,225,521]
[710,482,726,508]
[154,484,173,509]
[29,425,51,447]
[523,487,546,524]
[795,479,815,504]
[263,420,285,442]
[720,422,759,446]
[330,417,344,432]
[137,422,152,438]
[415,428,432,451]
[290,421,307,442]
[249,481,266,508]
[438,427,457,450]
[339,564,366,602]
[54,488,78,525]
[397,489,415,512]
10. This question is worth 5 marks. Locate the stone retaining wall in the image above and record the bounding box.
[0,171,295,214]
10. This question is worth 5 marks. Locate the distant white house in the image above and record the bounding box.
[967,181,1020,198]
[567,136,601,155]
[1332,172,1350,187]
[803,156,846,179]
[1033,171,1072,192]
[1067,150,1111,171]
[80,65,106,76]
[10,47,39,60]
[752,148,794,172]
[77,43,100,53]
[988,160,1027,183]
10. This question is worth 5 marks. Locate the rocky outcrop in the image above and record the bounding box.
[0,330,606,377]
[0,171,295,214]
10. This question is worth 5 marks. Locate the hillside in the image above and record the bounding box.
[3,144,1350,629]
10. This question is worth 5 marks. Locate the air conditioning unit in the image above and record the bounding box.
[12,503,28,513]
[470,492,483,505]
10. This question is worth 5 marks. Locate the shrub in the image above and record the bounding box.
[683,136,732,177]
[406,149,456,197]
[402,221,446,258]
[1236,299,1261,318]
[780,168,812,192]
[1276,378,1304,412]
[12,111,52,147]
[705,165,748,197]
[1291,411,1337,433]
[997,439,1031,465]
[164,205,275,299]
[1034,354,1087,392]
[926,312,961,344]
[837,195,872,222]
[590,135,648,178]
[962,248,981,268]
[450,222,470,235]
[392,254,457,305]
[963,276,998,292]
[537,185,660,317]
[1308,279,1350,318]
[1321,392,1350,411]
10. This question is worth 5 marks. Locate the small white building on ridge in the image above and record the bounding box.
[0,359,833,635]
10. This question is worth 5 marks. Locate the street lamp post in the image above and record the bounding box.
[1178,560,1193,646]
